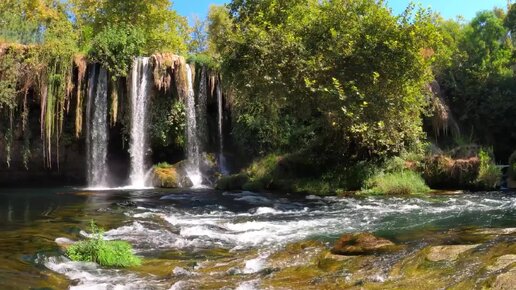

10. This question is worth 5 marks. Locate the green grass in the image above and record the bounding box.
[66,221,141,268]
[363,171,431,195]
[154,162,172,169]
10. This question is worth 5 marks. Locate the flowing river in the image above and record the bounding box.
[0,188,514,289]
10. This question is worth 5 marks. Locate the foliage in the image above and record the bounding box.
[90,25,145,79]
[213,0,442,160]
[421,154,480,189]
[475,149,501,189]
[154,162,172,169]
[437,8,516,161]
[363,171,431,195]
[509,151,516,180]
[67,221,141,268]
[150,99,186,148]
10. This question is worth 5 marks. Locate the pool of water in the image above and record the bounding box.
[0,188,514,289]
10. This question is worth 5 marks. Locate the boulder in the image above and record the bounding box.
[216,173,249,190]
[492,267,516,290]
[331,232,396,255]
[488,255,516,272]
[153,166,180,188]
[55,237,75,249]
[426,244,479,262]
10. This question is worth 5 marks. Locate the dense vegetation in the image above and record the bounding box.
[0,0,515,192]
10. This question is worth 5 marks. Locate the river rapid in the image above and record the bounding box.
[0,188,514,289]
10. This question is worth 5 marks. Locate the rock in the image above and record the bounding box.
[215,173,249,190]
[153,166,180,188]
[172,266,196,276]
[474,228,516,236]
[492,267,516,290]
[55,237,75,249]
[487,255,516,272]
[331,232,396,255]
[180,176,193,188]
[426,245,480,262]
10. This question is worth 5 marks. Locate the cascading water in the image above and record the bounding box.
[128,57,152,188]
[185,64,203,187]
[217,83,229,175]
[86,65,109,188]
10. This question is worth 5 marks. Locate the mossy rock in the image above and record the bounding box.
[242,180,266,192]
[331,232,397,255]
[215,173,249,190]
[153,166,179,188]
[425,244,480,262]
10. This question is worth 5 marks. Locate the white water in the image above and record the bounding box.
[99,192,516,251]
[185,65,203,187]
[44,191,516,288]
[217,83,229,175]
[86,65,109,188]
[128,57,152,189]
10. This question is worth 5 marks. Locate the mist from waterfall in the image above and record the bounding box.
[128,57,152,188]
[185,64,203,187]
[86,65,109,188]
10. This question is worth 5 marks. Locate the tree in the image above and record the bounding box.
[216,0,442,161]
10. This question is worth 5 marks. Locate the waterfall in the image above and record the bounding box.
[86,65,109,188]
[128,57,152,188]
[217,83,229,175]
[185,64,203,187]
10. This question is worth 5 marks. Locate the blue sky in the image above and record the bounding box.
[173,0,510,21]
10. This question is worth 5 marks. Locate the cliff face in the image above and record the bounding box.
[0,46,229,187]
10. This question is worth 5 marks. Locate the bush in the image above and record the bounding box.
[475,149,501,190]
[67,221,141,268]
[363,171,431,195]
[509,151,516,180]
[421,155,479,189]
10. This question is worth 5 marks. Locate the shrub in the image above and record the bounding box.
[475,149,501,190]
[67,221,141,268]
[363,171,431,195]
[421,155,479,189]
[509,151,516,180]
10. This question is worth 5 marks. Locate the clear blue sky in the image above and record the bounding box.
[173,0,511,21]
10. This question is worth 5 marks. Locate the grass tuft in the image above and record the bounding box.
[363,171,431,195]
[66,221,141,268]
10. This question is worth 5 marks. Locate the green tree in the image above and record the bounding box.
[217,0,442,163]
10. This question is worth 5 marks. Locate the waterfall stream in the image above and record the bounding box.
[185,64,203,187]
[86,65,109,188]
[217,83,229,175]
[128,57,152,188]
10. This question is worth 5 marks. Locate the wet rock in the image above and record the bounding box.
[426,244,480,262]
[474,228,516,236]
[54,237,75,249]
[153,165,180,188]
[180,176,193,188]
[487,255,516,272]
[216,173,249,190]
[331,233,396,255]
[492,267,516,290]
[172,266,196,276]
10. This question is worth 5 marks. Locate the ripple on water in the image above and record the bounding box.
[43,191,516,288]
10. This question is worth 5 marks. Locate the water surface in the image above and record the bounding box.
[0,188,514,289]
